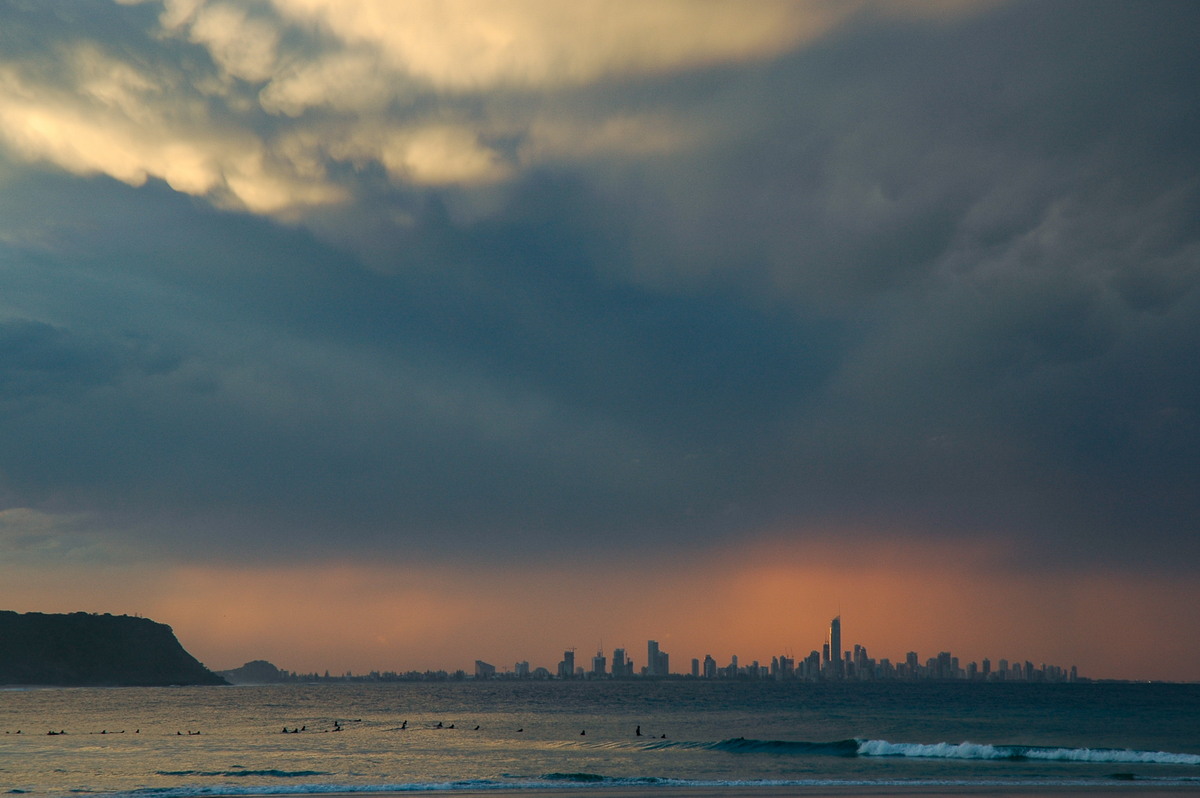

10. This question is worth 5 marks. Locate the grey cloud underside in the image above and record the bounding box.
[0,0,1197,569]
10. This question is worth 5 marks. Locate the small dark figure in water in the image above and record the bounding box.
[401,720,407,729]
[635,725,642,736]
[517,728,523,733]
[580,730,586,735]
[474,725,480,730]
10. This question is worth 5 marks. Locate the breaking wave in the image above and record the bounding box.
[625,736,1200,767]
[855,739,1200,765]
[638,736,1199,766]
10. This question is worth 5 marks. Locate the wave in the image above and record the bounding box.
[705,737,861,756]
[856,739,1200,766]
[626,737,857,755]
[539,773,608,782]
[629,736,1200,766]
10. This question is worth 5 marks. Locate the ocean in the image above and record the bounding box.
[2,681,1198,798]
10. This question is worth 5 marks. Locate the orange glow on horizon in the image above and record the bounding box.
[3,535,1197,682]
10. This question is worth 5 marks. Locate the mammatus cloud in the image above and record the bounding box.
[183,1,281,83]
[0,39,343,213]
[5,1,990,214]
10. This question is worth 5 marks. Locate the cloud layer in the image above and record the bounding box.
[1,0,1198,604]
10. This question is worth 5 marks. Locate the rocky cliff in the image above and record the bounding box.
[0,611,227,686]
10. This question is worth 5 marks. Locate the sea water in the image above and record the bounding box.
[1,680,1198,796]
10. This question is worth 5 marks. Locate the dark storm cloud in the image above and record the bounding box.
[1,170,842,555]
[583,1,1200,563]
[0,1,1197,570]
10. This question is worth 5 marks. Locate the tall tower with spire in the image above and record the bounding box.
[829,616,842,679]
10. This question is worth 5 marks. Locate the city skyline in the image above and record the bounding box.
[234,614,1097,684]
[1,1,1198,684]
[470,616,1082,682]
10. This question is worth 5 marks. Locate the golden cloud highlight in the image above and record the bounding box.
[0,0,999,221]
[0,36,349,215]
[268,0,844,93]
[326,125,514,187]
[186,3,281,83]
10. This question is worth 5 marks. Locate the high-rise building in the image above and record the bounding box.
[612,648,627,678]
[647,640,669,677]
[558,649,575,679]
[592,650,607,677]
[829,616,842,678]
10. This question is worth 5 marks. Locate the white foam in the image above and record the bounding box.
[857,739,1200,766]
[858,740,1008,760]
[1022,747,1200,765]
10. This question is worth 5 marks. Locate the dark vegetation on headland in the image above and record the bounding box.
[216,659,467,685]
[217,659,290,684]
[216,659,470,683]
[0,611,227,686]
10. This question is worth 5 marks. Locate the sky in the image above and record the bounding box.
[1,0,1198,682]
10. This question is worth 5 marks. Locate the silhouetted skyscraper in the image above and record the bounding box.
[592,649,607,677]
[647,640,669,677]
[829,616,842,679]
[612,648,627,677]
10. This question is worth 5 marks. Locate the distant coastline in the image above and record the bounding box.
[223,659,1200,685]
[232,616,1090,685]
